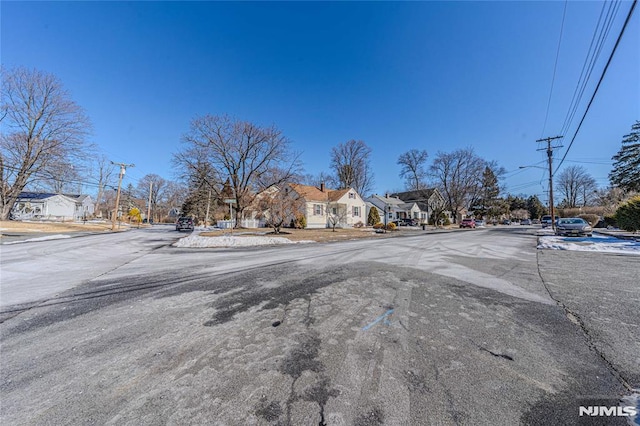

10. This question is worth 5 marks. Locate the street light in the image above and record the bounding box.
[519,165,545,170]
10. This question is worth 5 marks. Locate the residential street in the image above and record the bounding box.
[0,227,637,425]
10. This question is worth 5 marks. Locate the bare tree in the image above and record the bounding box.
[93,155,116,218]
[162,181,187,219]
[258,186,305,234]
[398,149,428,190]
[428,148,486,222]
[330,140,374,196]
[176,114,301,226]
[557,165,597,208]
[302,171,337,189]
[137,174,167,222]
[0,67,92,220]
[327,202,349,232]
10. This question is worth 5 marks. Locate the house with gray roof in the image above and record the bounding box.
[10,192,95,221]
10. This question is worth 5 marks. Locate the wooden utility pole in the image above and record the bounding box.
[536,136,563,232]
[111,162,135,231]
[205,190,211,227]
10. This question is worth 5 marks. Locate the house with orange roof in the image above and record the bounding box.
[287,183,367,229]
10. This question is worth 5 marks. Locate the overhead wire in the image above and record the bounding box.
[2,163,126,192]
[559,0,622,138]
[554,0,637,175]
[541,0,569,138]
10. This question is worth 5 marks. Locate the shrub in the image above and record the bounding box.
[614,196,640,232]
[297,214,307,229]
[434,213,451,226]
[578,214,599,226]
[353,221,364,228]
[386,222,397,231]
[372,222,384,229]
[604,215,618,228]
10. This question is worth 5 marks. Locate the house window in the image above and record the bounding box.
[349,193,355,199]
[332,207,337,215]
[313,204,323,216]
[353,206,360,217]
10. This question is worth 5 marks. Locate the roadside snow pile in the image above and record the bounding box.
[537,235,640,255]
[173,234,314,248]
[3,234,72,245]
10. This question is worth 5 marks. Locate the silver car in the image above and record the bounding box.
[555,217,592,237]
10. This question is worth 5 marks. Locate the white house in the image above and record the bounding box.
[288,183,367,229]
[390,188,449,223]
[365,194,415,224]
[11,192,95,221]
[65,194,95,219]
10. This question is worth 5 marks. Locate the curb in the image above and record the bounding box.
[593,230,640,242]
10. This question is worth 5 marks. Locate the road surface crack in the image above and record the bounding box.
[469,339,514,361]
[535,251,634,392]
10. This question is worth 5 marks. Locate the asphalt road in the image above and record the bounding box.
[0,226,637,425]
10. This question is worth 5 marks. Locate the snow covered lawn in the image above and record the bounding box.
[537,234,640,255]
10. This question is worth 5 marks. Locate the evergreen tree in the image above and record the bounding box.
[614,196,640,232]
[476,166,500,217]
[609,121,640,192]
[526,195,546,220]
[506,195,527,212]
[367,206,381,226]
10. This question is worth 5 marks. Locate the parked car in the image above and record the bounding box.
[520,219,532,225]
[555,217,593,237]
[394,218,418,226]
[475,219,486,227]
[176,216,194,232]
[541,215,559,228]
[502,219,511,225]
[460,218,476,228]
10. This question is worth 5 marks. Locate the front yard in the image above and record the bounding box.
[199,227,401,243]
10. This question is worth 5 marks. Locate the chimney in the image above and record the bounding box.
[320,183,325,192]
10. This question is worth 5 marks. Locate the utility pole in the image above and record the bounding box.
[111,162,135,231]
[146,181,153,225]
[205,190,211,227]
[536,136,563,232]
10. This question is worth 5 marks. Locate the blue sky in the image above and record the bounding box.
[2,1,638,201]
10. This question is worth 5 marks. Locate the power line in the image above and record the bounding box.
[560,0,622,137]
[554,0,637,175]
[541,0,568,137]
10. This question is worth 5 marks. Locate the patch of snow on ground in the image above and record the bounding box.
[3,234,73,245]
[537,234,640,255]
[173,233,314,248]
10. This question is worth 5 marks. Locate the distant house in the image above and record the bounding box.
[365,194,415,224]
[288,183,367,229]
[10,192,95,221]
[390,188,448,223]
[65,194,95,219]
